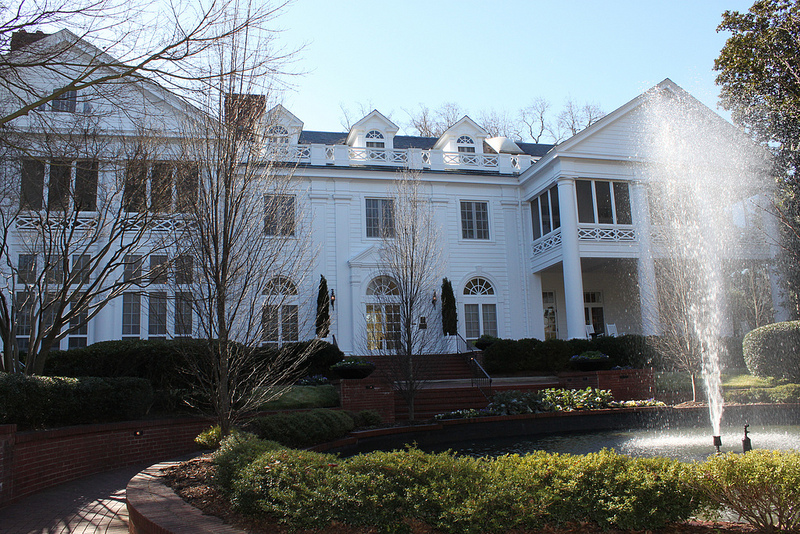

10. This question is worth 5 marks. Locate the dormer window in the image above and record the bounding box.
[366,130,385,149]
[267,125,289,144]
[457,135,475,153]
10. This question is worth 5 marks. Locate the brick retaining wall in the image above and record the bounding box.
[0,417,211,507]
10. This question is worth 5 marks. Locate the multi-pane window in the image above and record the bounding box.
[267,125,290,144]
[366,198,395,238]
[575,180,632,225]
[463,277,497,341]
[148,292,167,339]
[262,276,298,347]
[149,255,168,284]
[174,291,193,337]
[69,294,88,349]
[123,161,198,213]
[19,159,98,211]
[460,201,489,240]
[174,255,193,285]
[51,90,77,113]
[122,292,141,339]
[365,130,385,148]
[543,291,557,340]
[17,254,36,284]
[72,254,90,285]
[365,276,400,351]
[531,186,561,240]
[584,291,605,336]
[15,292,31,352]
[123,255,143,283]
[264,195,295,236]
[457,135,476,153]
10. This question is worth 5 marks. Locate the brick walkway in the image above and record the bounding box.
[0,463,147,534]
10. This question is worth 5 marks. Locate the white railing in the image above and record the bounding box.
[532,229,562,255]
[442,152,499,167]
[15,214,98,232]
[348,147,408,165]
[261,143,532,173]
[262,144,311,161]
[578,226,637,242]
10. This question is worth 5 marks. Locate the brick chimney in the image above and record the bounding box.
[10,30,49,51]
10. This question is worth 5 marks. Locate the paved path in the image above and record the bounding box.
[0,463,147,534]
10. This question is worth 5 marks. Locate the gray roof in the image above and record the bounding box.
[299,130,553,157]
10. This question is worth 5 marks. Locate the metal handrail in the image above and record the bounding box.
[454,334,493,398]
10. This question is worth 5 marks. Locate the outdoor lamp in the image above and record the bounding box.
[330,289,335,309]
[432,291,437,307]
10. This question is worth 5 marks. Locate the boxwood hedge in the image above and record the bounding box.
[743,320,800,381]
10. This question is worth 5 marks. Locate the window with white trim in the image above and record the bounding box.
[531,186,561,240]
[543,291,557,340]
[456,135,476,153]
[460,201,489,240]
[463,277,497,341]
[575,180,632,225]
[262,276,298,347]
[122,161,198,214]
[264,194,295,236]
[267,125,290,144]
[20,158,98,211]
[366,198,394,238]
[365,130,385,148]
[365,276,400,351]
[584,291,605,336]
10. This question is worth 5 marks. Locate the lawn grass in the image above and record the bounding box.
[259,384,339,410]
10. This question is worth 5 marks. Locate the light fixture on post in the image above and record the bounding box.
[432,290,437,307]
[330,289,335,310]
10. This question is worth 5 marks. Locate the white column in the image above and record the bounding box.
[333,193,353,352]
[529,272,545,340]
[556,176,586,339]
[631,181,661,335]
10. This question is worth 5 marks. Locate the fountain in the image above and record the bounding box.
[638,85,769,449]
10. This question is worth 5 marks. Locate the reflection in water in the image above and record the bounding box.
[447,425,800,463]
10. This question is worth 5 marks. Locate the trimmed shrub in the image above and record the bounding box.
[246,409,355,447]
[252,340,344,378]
[482,335,653,374]
[695,450,800,533]
[220,444,702,532]
[743,320,800,381]
[212,432,283,492]
[0,373,153,428]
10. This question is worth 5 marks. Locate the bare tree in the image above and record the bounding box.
[0,123,176,374]
[174,12,315,436]
[478,108,522,139]
[369,170,443,420]
[519,97,552,143]
[0,0,297,128]
[557,99,605,138]
[404,102,465,138]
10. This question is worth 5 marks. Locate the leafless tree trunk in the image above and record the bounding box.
[369,170,443,420]
[174,7,315,436]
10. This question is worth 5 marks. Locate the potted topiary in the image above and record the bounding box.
[330,357,376,379]
[570,351,612,372]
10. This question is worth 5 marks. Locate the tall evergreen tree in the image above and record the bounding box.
[316,275,330,337]
[441,277,457,336]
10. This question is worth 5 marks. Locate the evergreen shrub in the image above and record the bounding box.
[246,408,355,447]
[0,373,153,428]
[220,444,702,532]
[743,320,800,381]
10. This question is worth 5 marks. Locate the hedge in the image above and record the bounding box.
[0,372,153,428]
[743,321,800,382]
[219,444,702,532]
[483,335,654,374]
[245,408,360,448]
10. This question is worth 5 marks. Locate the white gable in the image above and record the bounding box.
[433,115,488,153]
[346,110,399,149]
[264,104,304,144]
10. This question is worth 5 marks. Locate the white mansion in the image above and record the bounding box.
[2,30,782,356]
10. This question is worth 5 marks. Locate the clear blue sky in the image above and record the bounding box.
[275,0,755,136]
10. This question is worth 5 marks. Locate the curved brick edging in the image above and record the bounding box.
[127,461,245,534]
[0,416,212,507]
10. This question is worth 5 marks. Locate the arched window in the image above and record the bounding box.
[365,130,385,149]
[267,125,289,144]
[462,277,497,341]
[366,276,400,350]
[262,276,298,346]
[456,135,475,154]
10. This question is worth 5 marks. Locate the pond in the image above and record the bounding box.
[439,424,800,463]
